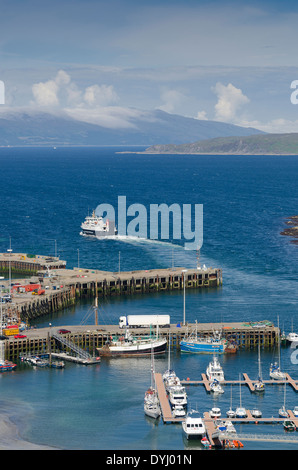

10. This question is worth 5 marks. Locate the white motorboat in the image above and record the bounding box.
[182,410,206,439]
[210,379,224,394]
[164,374,181,392]
[169,386,188,407]
[286,320,298,344]
[80,210,117,237]
[209,407,221,419]
[251,408,262,418]
[206,355,225,383]
[225,420,237,434]
[226,408,236,418]
[172,405,186,418]
[293,406,298,417]
[286,332,298,343]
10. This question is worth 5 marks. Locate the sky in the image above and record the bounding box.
[1,0,298,132]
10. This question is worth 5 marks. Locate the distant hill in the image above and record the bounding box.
[0,108,263,146]
[144,133,298,155]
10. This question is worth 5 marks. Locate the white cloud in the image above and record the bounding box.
[195,110,208,120]
[32,70,71,107]
[84,84,119,107]
[158,89,186,114]
[213,82,250,122]
[31,70,119,110]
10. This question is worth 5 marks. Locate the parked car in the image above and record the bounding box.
[14,334,27,339]
[58,329,71,334]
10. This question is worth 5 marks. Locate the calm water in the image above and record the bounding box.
[0,147,298,450]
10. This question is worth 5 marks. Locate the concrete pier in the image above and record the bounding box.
[0,252,222,324]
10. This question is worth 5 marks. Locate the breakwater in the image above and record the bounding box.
[0,253,222,324]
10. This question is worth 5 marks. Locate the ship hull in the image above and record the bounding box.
[180,341,225,354]
[97,339,167,357]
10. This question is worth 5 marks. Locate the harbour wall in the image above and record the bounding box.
[0,253,222,324]
[3,321,279,361]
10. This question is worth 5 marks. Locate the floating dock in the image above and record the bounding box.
[181,372,298,392]
[154,372,298,448]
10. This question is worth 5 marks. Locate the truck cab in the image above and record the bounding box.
[119,316,127,329]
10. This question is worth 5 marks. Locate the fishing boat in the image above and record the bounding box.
[144,346,161,419]
[254,343,265,393]
[180,322,227,354]
[206,355,225,382]
[97,327,167,357]
[182,410,206,439]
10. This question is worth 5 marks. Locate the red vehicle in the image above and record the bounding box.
[58,329,71,334]
[14,334,27,339]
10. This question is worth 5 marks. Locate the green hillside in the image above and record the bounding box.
[144,133,298,155]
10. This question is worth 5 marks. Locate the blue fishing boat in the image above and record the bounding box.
[180,323,227,354]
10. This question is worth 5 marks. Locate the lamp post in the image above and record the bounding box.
[182,269,188,326]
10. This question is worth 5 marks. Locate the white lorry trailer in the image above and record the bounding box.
[119,314,170,329]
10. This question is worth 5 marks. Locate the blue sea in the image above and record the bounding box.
[0,147,298,451]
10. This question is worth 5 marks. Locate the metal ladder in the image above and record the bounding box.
[52,334,93,360]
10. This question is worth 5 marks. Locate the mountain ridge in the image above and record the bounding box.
[0,108,264,146]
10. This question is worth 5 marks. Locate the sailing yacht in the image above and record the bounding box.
[226,386,236,418]
[270,317,286,380]
[254,342,265,392]
[144,347,161,419]
[235,374,247,418]
[278,382,289,418]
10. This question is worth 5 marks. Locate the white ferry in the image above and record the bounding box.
[80,210,117,237]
